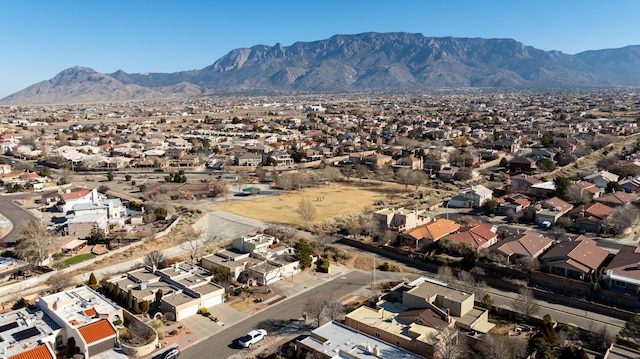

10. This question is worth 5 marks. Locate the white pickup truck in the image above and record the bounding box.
[238,329,267,348]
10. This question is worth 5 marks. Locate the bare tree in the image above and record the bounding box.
[236,169,250,192]
[354,164,369,182]
[46,272,76,293]
[412,171,427,191]
[395,168,414,189]
[179,226,218,263]
[15,220,50,267]
[324,296,345,322]
[604,203,640,234]
[341,166,355,181]
[565,184,592,204]
[514,287,539,319]
[297,198,317,227]
[143,250,166,269]
[304,296,328,328]
[320,166,342,184]
[434,327,467,359]
[209,179,230,198]
[476,334,528,359]
[437,266,455,284]
[275,172,295,191]
[457,270,477,293]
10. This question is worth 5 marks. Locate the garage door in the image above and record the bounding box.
[177,304,199,321]
[203,294,223,308]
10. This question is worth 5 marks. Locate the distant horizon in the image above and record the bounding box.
[1,0,639,99]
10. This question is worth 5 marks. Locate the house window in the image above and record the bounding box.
[396,341,401,346]
[375,333,380,338]
[615,280,627,288]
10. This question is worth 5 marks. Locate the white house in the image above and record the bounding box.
[448,184,493,208]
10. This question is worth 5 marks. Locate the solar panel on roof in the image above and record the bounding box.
[12,327,40,341]
[0,322,18,333]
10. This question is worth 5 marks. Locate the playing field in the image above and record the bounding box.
[211,182,409,227]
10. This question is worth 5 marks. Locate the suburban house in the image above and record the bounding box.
[23,286,122,358]
[201,234,300,286]
[344,304,455,358]
[67,213,109,238]
[235,152,263,166]
[620,176,640,193]
[448,185,493,208]
[490,232,554,265]
[524,197,573,225]
[572,181,604,200]
[443,222,498,250]
[373,207,431,232]
[584,170,620,188]
[495,193,533,215]
[0,308,59,359]
[362,153,393,168]
[297,320,423,359]
[401,219,460,249]
[109,262,225,321]
[603,245,640,295]
[567,202,613,233]
[595,192,639,207]
[56,188,103,213]
[393,155,423,170]
[509,174,542,193]
[397,278,495,334]
[438,167,459,182]
[508,157,537,174]
[540,237,609,280]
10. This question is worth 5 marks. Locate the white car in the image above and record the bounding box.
[238,329,267,348]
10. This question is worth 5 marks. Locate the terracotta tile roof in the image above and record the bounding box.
[8,344,54,359]
[403,219,460,241]
[568,202,613,220]
[78,319,116,344]
[60,188,92,201]
[445,222,497,249]
[84,307,97,317]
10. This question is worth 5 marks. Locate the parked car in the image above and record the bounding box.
[161,347,180,359]
[238,329,267,348]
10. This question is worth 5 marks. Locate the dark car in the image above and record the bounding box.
[161,348,180,359]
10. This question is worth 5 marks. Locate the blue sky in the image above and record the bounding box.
[1,0,638,99]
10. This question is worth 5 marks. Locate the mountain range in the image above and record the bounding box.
[3,32,640,104]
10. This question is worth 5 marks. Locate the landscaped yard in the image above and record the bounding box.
[64,253,96,265]
[211,182,415,227]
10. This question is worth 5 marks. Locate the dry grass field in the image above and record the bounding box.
[211,182,412,227]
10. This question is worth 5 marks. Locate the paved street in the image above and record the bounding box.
[180,270,372,359]
[0,193,38,246]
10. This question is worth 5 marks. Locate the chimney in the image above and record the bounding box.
[373,346,380,356]
[381,309,385,319]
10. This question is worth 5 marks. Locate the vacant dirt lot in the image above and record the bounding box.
[210,182,411,227]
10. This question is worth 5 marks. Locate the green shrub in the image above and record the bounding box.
[317,258,330,273]
[169,329,178,336]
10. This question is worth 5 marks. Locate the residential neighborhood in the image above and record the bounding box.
[1,90,640,359]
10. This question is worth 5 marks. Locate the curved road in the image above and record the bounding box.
[0,193,38,247]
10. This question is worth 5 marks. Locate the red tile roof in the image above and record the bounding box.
[8,344,54,359]
[78,319,116,344]
[568,202,613,220]
[445,222,497,249]
[403,219,460,242]
[60,188,92,201]
[84,307,97,317]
